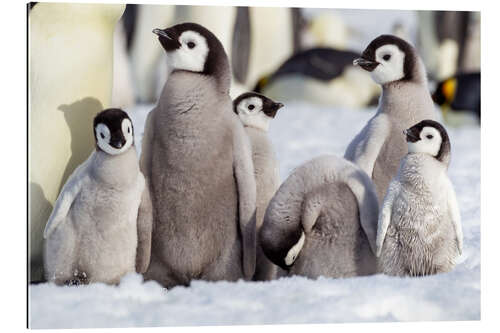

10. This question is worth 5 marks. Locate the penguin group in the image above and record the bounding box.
[41,21,463,287]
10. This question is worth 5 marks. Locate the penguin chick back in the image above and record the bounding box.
[260,155,379,276]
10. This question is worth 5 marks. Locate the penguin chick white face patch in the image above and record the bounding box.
[407,127,442,157]
[371,44,406,85]
[95,119,133,155]
[285,231,305,266]
[167,31,209,73]
[236,96,271,131]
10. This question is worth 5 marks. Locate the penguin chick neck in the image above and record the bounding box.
[91,147,139,187]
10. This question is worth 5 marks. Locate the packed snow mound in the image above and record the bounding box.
[29,102,480,328]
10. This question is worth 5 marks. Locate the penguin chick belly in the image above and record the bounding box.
[290,182,375,278]
[71,177,141,283]
[149,95,241,280]
[379,179,458,276]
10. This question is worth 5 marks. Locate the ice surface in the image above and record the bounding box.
[29,102,480,328]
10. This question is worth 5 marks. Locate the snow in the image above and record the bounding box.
[29,102,480,328]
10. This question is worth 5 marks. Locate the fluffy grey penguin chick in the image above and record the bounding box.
[141,23,257,288]
[233,92,283,281]
[376,120,463,276]
[345,35,438,203]
[44,109,153,285]
[260,155,379,279]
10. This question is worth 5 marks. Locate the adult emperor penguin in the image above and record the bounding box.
[260,155,379,278]
[129,4,175,103]
[44,109,153,285]
[376,120,462,276]
[345,35,437,203]
[230,7,295,97]
[233,92,283,281]
[254,47,380,109]
[112,18,136,109]
[28,2,125,282]
[141,23,257,288]
[432,72,481,123]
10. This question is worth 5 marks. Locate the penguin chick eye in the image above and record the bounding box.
[426,134,434,139]
[100,133,105,139]
[248,104,255,110]
[187,41,196,49]
[383,54,391,61]
[127,126,130,134]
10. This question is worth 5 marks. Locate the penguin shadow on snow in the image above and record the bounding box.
[57,97,103,193]
[29,182,52,284]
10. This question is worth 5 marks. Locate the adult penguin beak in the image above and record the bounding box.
[353,57,379,72]
[264,102,284,118]
[153,28,181,50]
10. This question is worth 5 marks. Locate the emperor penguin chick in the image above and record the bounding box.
[142,23,257,288]
[345,35,437,204]
[260,155,379,279]
[233,92,283,281]
[376,120,463,276]
[44,109,153,285]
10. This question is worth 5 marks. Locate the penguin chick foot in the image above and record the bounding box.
[64,271,89,286]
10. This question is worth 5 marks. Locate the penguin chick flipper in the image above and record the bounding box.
[139,108,156,181]
[135,174,153,273]
[343,168,380,255]
[43,153,93,239]
[344,114,390,178]
[376,180,399,257]
[232,119,257,279]
[446,177,463,255]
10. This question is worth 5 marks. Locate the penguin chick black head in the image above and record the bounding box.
[153,22,229,80]
[353,34,417,85]
[93,108,134,155]
[233,92,284,131]
[404,120,451,163]
[260,226,304,271]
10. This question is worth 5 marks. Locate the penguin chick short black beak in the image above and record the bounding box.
[153,28,181,51]
[403,128,420,143]
[109,137,125,149]
[264,102,284,118]
[353,57,379,72]
[274,102,284,109]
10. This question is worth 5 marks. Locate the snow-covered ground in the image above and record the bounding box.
[29,102,480,328]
